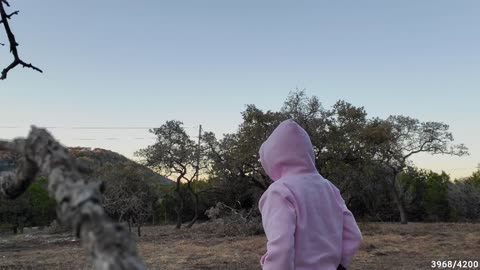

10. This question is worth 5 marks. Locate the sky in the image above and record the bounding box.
[1,0,479,179]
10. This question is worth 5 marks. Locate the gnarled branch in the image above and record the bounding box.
[0,10,17,24]
[0,127,147,270]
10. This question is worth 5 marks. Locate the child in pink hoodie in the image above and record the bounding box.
[258,119,362,270]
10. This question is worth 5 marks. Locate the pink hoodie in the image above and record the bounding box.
[258,119,362,270]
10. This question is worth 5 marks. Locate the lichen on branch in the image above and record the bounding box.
[0,127,147,270]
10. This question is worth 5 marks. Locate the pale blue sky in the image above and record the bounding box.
[1,0,479,178]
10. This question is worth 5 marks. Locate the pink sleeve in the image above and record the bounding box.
[259,185,296,270]
[338,194,363,267]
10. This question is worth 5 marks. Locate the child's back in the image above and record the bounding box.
[258,119,362,270]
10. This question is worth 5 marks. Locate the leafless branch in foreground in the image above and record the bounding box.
[0,1,42,80]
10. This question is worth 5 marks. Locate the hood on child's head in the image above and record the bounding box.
[259,119,317,181]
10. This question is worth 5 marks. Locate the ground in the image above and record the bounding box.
[0,223,479,270]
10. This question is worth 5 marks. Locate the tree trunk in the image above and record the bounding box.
[174,188,184,229]
[390,173,408,224]
[152,207,155,226]
[13,216,25,234]
[186,184,199,228]
[175,208,182,229]
[128,217,133,233]
[137,221,141,237]
[174,174,186,229]
[164,207,167,225]
[119,212,124,223]
[18,220,24,234]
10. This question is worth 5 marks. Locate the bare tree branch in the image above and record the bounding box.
[0,1,42,80]
[0,127,147,270]
[402,139,432,163]
[0,9,17,23]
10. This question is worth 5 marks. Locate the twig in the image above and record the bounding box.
[0,1,42,80]
[0,10,17,23]
[0,127,147,270]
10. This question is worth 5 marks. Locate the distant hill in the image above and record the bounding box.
[69,147,174,186]
[0,148,173,186]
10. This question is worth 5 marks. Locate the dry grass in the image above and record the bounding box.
[0,222,479,270]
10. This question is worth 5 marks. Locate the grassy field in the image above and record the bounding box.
[0,223,479,270]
